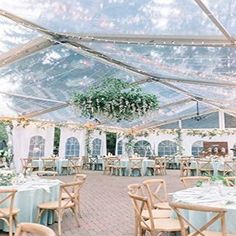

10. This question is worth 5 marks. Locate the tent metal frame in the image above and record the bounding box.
[0,0,236,129]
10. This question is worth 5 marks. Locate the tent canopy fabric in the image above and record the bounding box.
[0,0,236,130]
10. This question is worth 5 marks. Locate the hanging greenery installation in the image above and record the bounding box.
[71,78,159,121]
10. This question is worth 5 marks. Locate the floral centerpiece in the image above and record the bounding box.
[71,78,159,121]
[0,170,15,186]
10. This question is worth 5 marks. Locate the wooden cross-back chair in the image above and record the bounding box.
[36,182,81,236]
[221,161,236,176]
[170,201,228,236]
[68,157,83,174]
[128,184,171,236]
[179,157,191,177]
[143,179,171,210]
[103,157,110,175]
[154,157,167,176]
[128,192,185,236]
[21,158,33,175]
[15,223,56,236]
[196,159,213,176]
[109,157,126,176]
[0,189,19,236]
[61,174,87,217]
[180,176,210,188]
[225,176,236,187]
[129,158,143,176]
[41,157,57,171]
[87,156,100,170]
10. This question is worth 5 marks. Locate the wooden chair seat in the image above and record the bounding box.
[154,202,171,210]
[0,208,20,217]
[38,200,74,210]
[188,231,236,236]
[142,209,171,219]
[15,223,56,236]
[141,218,188,232]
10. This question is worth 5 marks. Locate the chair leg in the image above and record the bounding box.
[71,206,80,227]
[8,216,13,236]
[58,214,62,236]
[36,208,45,223]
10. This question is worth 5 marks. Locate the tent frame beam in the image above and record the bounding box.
[0,91,67,104]
[0,37,55,67]
[67,33,236,47]
[194,0,234,43]
[18,103,69,119]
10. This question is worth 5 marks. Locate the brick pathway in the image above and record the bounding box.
[0,170,183,236]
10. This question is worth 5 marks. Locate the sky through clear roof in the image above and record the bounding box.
[0,0,236,129]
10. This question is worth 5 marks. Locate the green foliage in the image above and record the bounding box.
[106,132,116,155]
[0,123,8,142]
[53,127,61,148]
[72,78,159,121]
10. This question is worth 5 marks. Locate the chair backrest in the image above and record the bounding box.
[170,201,227,236]
[59,181,83,208]
[129,158,143,169]
[225,176,236,186]
[154,157,166,167]
[42,158,56,169]
[128,192,154,232]
[15,223,56,236]
[68,157,83,167]
[197,159,213,171]
[73,174,87,183]
[179,158,191,168]
[108,157,119,165]
[180,176,210,188]
[127,183,145,195]
[88,156,98,164]
[143,179,168,208]
[0,189,17,218]
[223,161,236,176]
[21,158,32,168]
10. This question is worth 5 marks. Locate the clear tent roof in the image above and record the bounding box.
[0,0,236,130]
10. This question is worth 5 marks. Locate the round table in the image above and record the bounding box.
[0,178,60,232]
[172,185,236,234]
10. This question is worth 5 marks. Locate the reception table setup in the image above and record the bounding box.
[172,182,236,234]
[0,169,63,235]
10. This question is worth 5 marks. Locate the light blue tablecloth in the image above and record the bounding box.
[0,178,60,232]
[32,159,66,174]
[172,186,236,234]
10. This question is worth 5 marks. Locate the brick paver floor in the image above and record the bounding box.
[0,170,184,236]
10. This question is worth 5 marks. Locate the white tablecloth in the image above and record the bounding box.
[172,185,236,234]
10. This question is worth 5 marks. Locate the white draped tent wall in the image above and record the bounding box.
[59,127,86,158]
[116,131,236,157]
[12,124,54,171]
[90,130,107,157]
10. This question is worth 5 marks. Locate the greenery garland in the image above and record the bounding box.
[71,78,159,121]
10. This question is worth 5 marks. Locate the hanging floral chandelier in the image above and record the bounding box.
[71,78,159,121]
